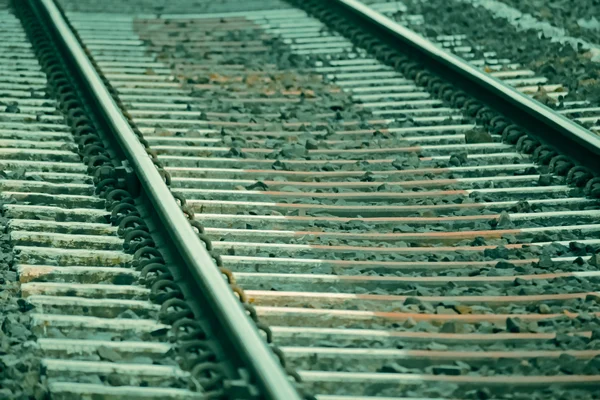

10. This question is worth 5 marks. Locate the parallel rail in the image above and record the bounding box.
[328,0,600,169]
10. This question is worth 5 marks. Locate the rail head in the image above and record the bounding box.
[31,0,302,398]
[330,0,600,171]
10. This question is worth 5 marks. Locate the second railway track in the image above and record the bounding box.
[4,0,600,399]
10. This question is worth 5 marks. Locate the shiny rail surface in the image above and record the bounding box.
[4,0,600,398]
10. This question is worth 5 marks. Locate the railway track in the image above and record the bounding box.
[3,0,600,399]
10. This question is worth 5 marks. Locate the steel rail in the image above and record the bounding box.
[329,0,600,171]
[31,0,302,398]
